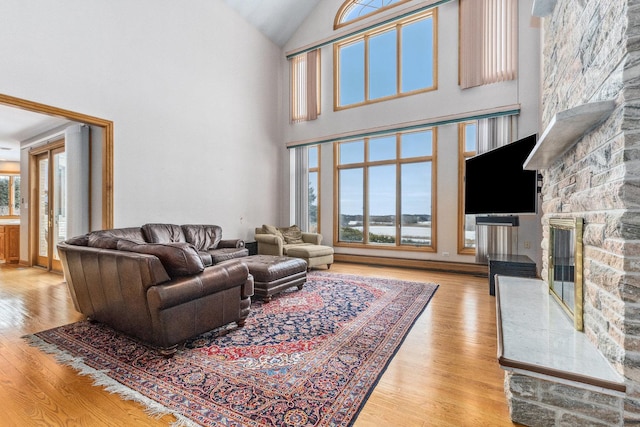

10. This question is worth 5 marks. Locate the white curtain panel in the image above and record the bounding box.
[290,49,319,123]
[306,49,319,121]
[294,146,309,231]
[460,0,518,89]
[65,124,90,238]
[477,114,513,153]
[475,115,516,263]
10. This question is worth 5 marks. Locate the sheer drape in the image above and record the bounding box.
[459,0,517,89]
[294,146,310,231]
[291,49,320,122]
[65,124,90,238]
[477,114,513,153]
[474,115,516,263]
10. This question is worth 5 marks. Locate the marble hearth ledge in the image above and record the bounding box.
[496,275,625,393]
[523,100,615,170]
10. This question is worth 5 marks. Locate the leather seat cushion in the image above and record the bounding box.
[209,247,249,264]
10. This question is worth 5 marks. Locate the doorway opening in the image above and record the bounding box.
[0,93,113,267]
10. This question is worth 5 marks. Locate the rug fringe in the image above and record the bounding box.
[23,334,202,427]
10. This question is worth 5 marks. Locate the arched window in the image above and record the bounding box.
[334,0,410,29]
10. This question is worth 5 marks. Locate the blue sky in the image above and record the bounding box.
[338,131,433,216]
[335,14,436,217]
[339,16,433,107]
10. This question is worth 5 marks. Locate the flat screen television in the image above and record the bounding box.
[464,134,538,215]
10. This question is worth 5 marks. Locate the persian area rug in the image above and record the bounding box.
[26,271,438,427]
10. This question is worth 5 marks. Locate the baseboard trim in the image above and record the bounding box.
[334,254,488,277]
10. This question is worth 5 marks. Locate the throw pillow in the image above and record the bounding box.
[66,234,90,246]
[117,240,205,277]
[87,232,121,249]
[281,224,304,244]
[262,224,285,241]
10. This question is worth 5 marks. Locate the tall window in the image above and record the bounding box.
[335,0,409,29]
[459,122,477,253]
[334,10,436,110]
[308,145,320,233]
[291,49,321,123]
[335,129,435,250]
[0,174,20,217]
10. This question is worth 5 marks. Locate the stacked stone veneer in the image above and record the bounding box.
[504,1,640,425]
[505,372,624,426]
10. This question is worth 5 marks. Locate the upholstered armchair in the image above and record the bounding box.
[254,224,333,269]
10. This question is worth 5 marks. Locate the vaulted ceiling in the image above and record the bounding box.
[222,0,322,46]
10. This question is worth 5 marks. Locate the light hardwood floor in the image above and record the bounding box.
[0,262,518,426]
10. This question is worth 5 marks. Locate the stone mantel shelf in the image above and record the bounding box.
[523,100,616,171]
[532,0,557,17]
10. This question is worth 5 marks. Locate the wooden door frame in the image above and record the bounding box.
[31,142,66,271]
[0,93,114,265]
[0,93,113,228]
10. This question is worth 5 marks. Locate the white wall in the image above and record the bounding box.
[0,0,284,243]
[282,0,542,265]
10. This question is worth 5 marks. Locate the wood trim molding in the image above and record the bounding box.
[287,104,520,149]
[0,93,114,229]
[334,253,487,276]
[333,0,412,30]
[287,0,453,58]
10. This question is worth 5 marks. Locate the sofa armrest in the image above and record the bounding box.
[243,274,254,298]
[57,243,172,322]
[302,232,322,245]
[148,260,249,310]
[255,234,283,256]
[218,239,245,249]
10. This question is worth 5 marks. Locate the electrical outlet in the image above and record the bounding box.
[524,241,531,249]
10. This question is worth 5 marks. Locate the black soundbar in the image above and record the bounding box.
[475,216,519,226]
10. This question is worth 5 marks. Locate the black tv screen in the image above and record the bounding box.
[464,134,538,215]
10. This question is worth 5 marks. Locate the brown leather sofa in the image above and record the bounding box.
[57,224,253,355]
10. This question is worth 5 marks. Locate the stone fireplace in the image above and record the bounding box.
[547,217,584,331]
[514,0,640,424]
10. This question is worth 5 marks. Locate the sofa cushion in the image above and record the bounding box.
[198,251,214,267]
[262,224,284,241]
[87,227,146,249]
[280,225,304,244]
[182,224,222,251]
[208,247,249,264]
[142,223,186,244]
[117,240,204,277]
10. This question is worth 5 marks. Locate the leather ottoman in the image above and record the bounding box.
[243,255,307,302]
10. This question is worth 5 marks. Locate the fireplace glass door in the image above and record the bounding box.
[548,217,583,331]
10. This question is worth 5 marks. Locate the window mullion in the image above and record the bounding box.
[9,176,15,216]
[396,23,402,95]
[364,35,370,102]
[363,138,370,244]
[396,134,402,246]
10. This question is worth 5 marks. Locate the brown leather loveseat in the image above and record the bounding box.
[57,224,253,355]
